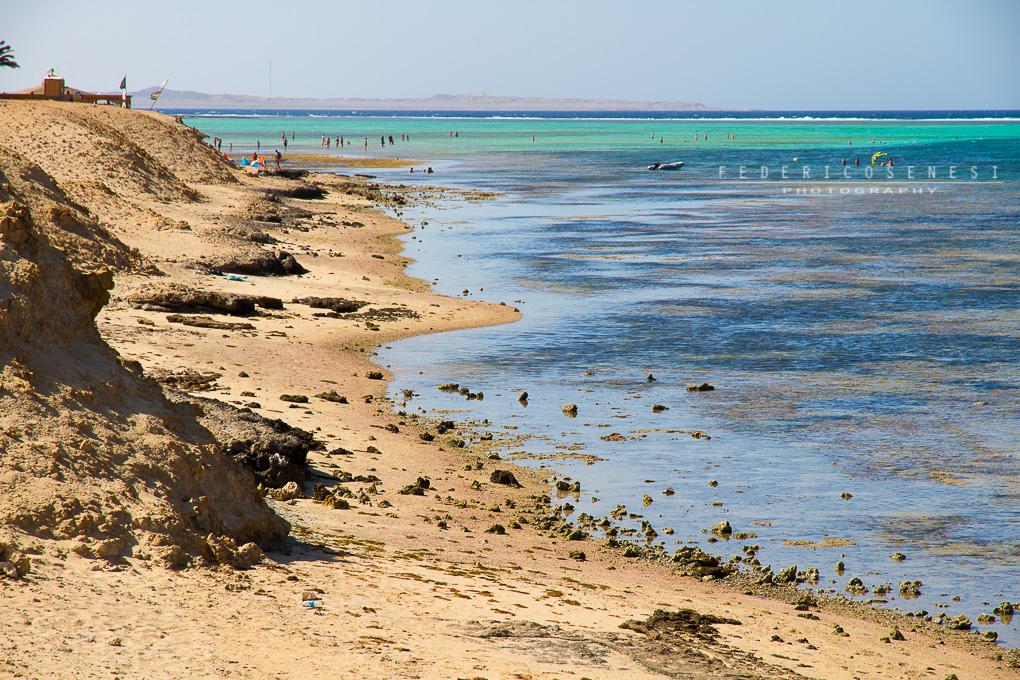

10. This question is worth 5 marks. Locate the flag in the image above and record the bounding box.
[149,79,168,110]
[119,75,126,90]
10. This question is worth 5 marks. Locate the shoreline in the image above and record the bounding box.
[351,173,1018,651]
[0,100,1016,678]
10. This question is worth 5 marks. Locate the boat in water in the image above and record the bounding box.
[647,161,684,171]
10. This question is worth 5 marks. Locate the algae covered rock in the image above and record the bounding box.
[774,565,799,584]
[672,545,735,579]
[490,469,522,487]
[899,580,923,598]
[946,615,972,631]
[845,577,869,596]
[710,520,732,536]
[398,477,431,496]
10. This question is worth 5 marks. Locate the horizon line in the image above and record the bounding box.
[126,87,1020,113]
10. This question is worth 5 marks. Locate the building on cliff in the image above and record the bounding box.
[0,70,131,108]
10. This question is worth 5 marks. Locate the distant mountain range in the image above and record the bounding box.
[134,87,707,111]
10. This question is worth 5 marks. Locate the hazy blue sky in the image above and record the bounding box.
[3,0,1019,109]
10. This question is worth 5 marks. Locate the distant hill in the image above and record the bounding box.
[134,87,707,111]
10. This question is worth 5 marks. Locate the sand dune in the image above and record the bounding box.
[0,109,285,572]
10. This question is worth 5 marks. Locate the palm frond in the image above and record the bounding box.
[0,41,20,69]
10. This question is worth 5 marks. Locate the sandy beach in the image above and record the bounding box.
[0,100,1017,679]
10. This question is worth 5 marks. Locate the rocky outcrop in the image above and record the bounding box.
[130,284,283,315]
[205,248,307,276]
[268,184,327,200]
[181,395,321,488]
[291,296,368,313]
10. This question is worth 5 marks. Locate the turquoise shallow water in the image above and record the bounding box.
[187,112,1020,644]
[183,110,1020,156]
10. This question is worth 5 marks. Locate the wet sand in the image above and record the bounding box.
[282,152,421,168]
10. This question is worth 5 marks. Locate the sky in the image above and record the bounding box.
[2,0,1019,109]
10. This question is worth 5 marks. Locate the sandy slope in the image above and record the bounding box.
[0,100,1015,679]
